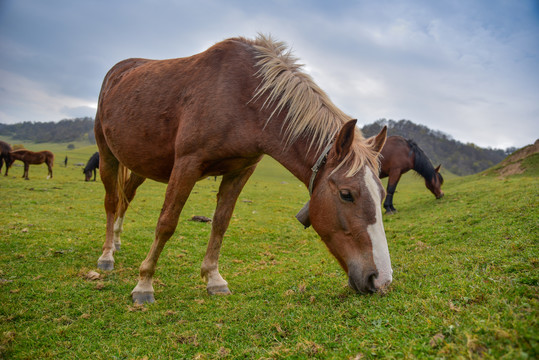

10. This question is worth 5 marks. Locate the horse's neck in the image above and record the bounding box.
[264,137,323,189]
[412,150,434,181]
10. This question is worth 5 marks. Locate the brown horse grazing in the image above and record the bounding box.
[0,140,13,176]
[95,34,392,304]
[9,149,55,180]
[379,136,444,214]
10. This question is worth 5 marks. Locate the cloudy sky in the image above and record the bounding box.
[0,0,537,149]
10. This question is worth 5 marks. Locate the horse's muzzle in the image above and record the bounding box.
[436,192,445,199]
[348,261,392,294]
[347,260,380,294]
[348,270,378,294]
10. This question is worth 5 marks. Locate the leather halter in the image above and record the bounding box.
[308,141,334,195]
[296,141,333,229]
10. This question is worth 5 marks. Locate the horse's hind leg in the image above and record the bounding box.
[113,173,146,251]
[201,164,258,295]
[46,161,53,179]
[97,155,120,270]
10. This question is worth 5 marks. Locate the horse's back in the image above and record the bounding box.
[42,151,54,164]
[95,38,261,182]
[380,136,413,176]
[10,149,28,161]
[10,149,53,164]
[90,152,99,167]
[84,152,99,172]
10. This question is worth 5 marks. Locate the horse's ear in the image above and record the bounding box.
[435,164,441,172]
[333,119,357,161]
[369,125,387,153]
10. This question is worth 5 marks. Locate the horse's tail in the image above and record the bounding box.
[115,163,130,219]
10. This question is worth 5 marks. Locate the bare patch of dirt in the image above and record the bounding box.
[496,139,538,177]
[498,162,525,177]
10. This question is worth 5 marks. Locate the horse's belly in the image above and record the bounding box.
[103,123,175,182]
[125,156,174,183]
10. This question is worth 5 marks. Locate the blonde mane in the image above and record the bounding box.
[246,34,380,176]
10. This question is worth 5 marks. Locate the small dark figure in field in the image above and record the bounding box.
[379,136,444,214]
[83,152,99,181]
[0,140,13,176]
[9,149,55,180]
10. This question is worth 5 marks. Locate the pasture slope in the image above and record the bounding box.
[0,140,537,359]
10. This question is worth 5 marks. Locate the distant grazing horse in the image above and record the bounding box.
[0,140,13,176]
[9,149,54,180]
[95,34,392,304]
[379,136,444,214]
[83,152,99,181]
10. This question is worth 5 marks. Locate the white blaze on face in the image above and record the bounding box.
[364,167,393,289]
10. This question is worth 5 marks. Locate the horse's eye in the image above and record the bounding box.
[339,190,354,202]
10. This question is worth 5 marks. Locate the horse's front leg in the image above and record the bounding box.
[131,158,200,304]
[201,165,258,295]
[384,171,401,214]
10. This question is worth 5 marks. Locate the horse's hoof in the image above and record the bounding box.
[132,292,155,304]
[207,285,232,296]
[114,244,121,252]
[97,260,114,271]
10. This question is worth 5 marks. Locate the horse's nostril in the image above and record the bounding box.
[367,271,378,293]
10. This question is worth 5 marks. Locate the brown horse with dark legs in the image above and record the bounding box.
[379,136,444,214]
[0,140,13,176]
[9,149,54,180]
[95,35,392,304]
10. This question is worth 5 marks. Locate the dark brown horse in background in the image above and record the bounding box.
[0,140,13,176]
[95,34,392,304]
[83,152,99,181]
[379,136,444,214]
[9,149,54,180]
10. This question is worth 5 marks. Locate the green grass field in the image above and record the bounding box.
[0,140,537,359]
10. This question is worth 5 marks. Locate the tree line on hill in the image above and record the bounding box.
[361,119,515,176]
[0,117,95,144]
[0,117,516,176]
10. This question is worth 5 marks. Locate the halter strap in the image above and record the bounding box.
[308,141,334,195]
